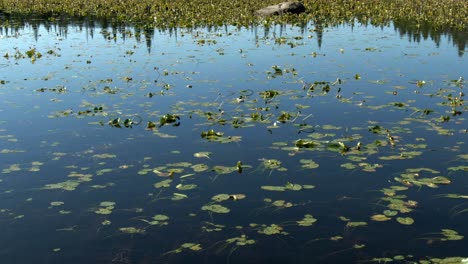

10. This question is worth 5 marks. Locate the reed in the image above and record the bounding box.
[0,0,466,30]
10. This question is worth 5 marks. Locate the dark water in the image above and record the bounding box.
[0,19,467,264]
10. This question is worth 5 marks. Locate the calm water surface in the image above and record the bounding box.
[0,20,467,263]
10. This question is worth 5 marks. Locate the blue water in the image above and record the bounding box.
[0,19,467,263]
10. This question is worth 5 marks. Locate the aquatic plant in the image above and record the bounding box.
[0,0,466,30]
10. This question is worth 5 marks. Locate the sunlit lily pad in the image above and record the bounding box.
[226,235,256,246]
[154,179,172,188]
[176,184,197,190]
[212,165,237,175]
[201,204,230,214]
[99,201,115,207]
[370,214,391,222]
[272,200,293,208]
[43,180,80,191]
[299,159,319,169]
[119,227,145,234]
[193,152,211,158]
[258,224,284,235]
[50,201,64,207]
[191,164,209,172]
[346,221,367,228]
[181,243,202,251]
[92,153,117,159]
[396,217,414,225]
[172,193,188,200]
[441,229,464,241]
[211,194,230,202]
[153,214,169,221]
[297,214,317,226]
[285,182,302,191]
[261,185,285,192]
[383,210,398,217]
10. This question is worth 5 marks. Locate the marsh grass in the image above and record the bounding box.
[0,0,467,30]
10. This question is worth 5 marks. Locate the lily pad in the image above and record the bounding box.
[396,217,414,225]
[370,214,391,222]
[346,221,368,228]
[119,227,145,234]
[211,194,230,202]
[297,214,317,226]
[201,204,230,214]
[258,224,284,235]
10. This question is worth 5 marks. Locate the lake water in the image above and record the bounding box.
[0,19,467,263]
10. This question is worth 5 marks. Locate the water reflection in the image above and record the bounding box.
[0,14,467,264]
[1,16,466,56]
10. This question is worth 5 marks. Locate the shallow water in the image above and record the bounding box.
[0,19,467,263]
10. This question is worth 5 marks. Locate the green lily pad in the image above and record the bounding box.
[43,180,80,191]
[370,214,391,221]
[299,159,319,169]
[153,214,169,221]
[297,214,317,226]
[258,224,284,235]
[201,204,230,214]
[191,163,209,172]
[50,201,64,207]
[99,201,115,207]
[176,184,197,190]
[261,185,286,192]
[211,194,230,202]
[226,235,256,246]
[441,229,464,241]
[346,221,368,228]
[154,179,172,188]
[193,152,211,158]
[285,182,302,191]
[119,227,145,234]
[396,217,414,225]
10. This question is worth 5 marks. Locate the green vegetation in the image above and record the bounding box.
[0,0,467,261]
[1,0,467,30]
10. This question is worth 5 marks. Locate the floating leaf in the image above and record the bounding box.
[92,153,117,159]
[191,163,209,172]
[193,152,211,158]
[154,179,172,188]
[370,214,391,222]
[226,235,256,246]
[299,159,319,169]
[119,227,145,234]
[441,229,464,241]
[43,180,80,191]
[212,165,237,174]
[181,243,202,251]
[176,184,197,190]
[396,217,414,225]
[258,224,284,235]
[271,200,293,208]
[159,114,180,126]
[383,210,398,217]
[261,186,285,192]
[172,193,188,200]
[95,201,115,215]
[431,176,451,185]
[201,204,230,214]
[295,139,315,148]
[211,194,230,202]
[285,182,302,191]
[346,221,367,228]
[297,214,317,226]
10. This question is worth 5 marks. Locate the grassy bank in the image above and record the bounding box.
[0,0,467,30]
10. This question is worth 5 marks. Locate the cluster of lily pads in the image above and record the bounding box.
[1,11,467,264]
